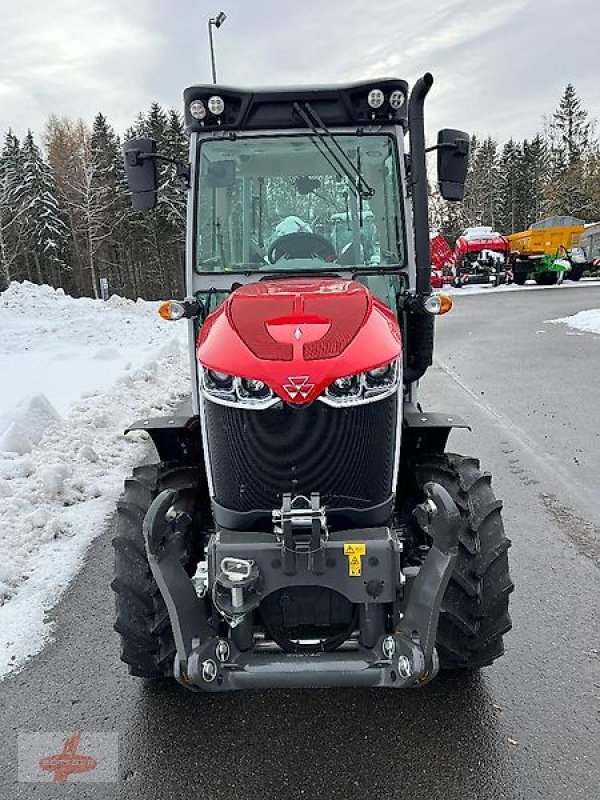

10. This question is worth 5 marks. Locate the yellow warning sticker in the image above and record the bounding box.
[344,544,366,556]
[344,543,366,576]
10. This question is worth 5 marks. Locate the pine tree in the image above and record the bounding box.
[552,84,593,165]
[462,136,501,229]
[520,135,548,226]
[497,139,525,233]
[88,113,130,295]
[21,131,69,286]
[0,131,26,289]
[544,85,597,219]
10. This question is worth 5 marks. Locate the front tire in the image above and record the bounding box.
[111,462,201,678]
[413,454,513,669]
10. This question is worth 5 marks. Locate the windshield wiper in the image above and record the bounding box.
[292,102,375,199]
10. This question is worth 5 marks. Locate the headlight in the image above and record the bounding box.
[321,360,400,407]
[366,363,393,382]
[206,370,233,390]
[201,368,279,409]
[328,374,361,400]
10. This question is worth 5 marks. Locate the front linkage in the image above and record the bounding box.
[143,482,460,692]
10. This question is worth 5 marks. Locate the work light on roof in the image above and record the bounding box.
[208,95,225,116]
[189,100,207,120]
[367,89,385,109]
[389,89,405,110]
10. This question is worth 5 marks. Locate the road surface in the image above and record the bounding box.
[1,284,598,799]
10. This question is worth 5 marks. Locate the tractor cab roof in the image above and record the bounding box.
[183,78,409,134]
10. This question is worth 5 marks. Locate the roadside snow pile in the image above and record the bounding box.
[547,308,600,335]
[0,282,190,678]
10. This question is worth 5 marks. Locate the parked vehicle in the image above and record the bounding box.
[578,221,600,273]
[453,227,511,287]
[115,75,512,692]
[506,216,585,285]
[430,231,454,288]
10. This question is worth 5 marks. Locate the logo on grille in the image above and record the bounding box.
[283,376,314,399]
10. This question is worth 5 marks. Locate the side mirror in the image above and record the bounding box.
[437,129,469,201]
[123,138,158,212]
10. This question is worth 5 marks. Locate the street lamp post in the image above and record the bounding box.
[208,11,227,84]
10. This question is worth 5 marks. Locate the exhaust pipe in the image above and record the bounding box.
[408,72,434,297]
[404,74,435,385]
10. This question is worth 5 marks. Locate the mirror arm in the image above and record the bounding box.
[127,150,191,188]
[425,141,468,155]
[425,142,453,153]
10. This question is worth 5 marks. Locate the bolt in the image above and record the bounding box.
[382,636,395,660]
[201,659,218,682]
[397,655,412,679]
[423,498,437,515]
[215,640,230,663]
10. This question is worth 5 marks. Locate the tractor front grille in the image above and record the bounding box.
[202,393,398,518]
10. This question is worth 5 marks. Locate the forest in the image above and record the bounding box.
[0,85,598,299]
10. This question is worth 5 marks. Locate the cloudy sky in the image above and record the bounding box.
[0,0,598,145]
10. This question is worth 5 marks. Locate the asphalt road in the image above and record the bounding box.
[1,284,599,800]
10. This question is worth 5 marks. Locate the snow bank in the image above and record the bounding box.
[0,282,190,678]
[444,277,600,296]
[547,308,600,335]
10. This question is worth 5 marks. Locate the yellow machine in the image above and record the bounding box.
[506,216,585,284]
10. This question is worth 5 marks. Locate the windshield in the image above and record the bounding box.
[194,134,404,273]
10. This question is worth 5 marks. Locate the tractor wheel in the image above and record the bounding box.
[568,265,584,281]
[513,271,527,285]
[534,271,558,286]
[111,462,201,678]
[412,454,513,670]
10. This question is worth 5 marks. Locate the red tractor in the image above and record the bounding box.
[453,227,511,287]
[115,75,512,692]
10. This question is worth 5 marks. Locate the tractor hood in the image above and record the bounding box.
[196,278,402,404]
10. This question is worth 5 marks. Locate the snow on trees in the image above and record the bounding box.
[0,87,598,295]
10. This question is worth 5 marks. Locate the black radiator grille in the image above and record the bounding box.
[203,393,398,513]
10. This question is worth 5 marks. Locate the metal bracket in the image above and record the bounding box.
[143,490,213,674]
[273,493,326,576]
[398,481,461,677]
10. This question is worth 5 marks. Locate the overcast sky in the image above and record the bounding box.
[0,0,598,146]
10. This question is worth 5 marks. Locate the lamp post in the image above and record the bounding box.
[208,11,227,84]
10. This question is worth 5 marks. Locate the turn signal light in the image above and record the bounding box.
[424,293,453,315]
[158,300,185,321]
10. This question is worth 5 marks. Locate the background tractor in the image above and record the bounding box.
[453,226,511,287]
[113,75,513,692]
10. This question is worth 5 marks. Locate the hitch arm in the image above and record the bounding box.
[399,482,461,676]
[143,490,213,673]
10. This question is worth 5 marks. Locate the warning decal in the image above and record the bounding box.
[344,543,366,576]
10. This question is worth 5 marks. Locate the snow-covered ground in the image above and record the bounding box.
[442,277,600,296]
[0,282,190,679]
[546,307,600,336]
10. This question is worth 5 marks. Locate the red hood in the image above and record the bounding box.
[455,235,509,255]
[196,278,402,404]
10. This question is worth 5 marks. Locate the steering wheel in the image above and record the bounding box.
[267,232,336,264]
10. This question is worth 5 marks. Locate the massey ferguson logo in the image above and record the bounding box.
[283,376,314,400]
